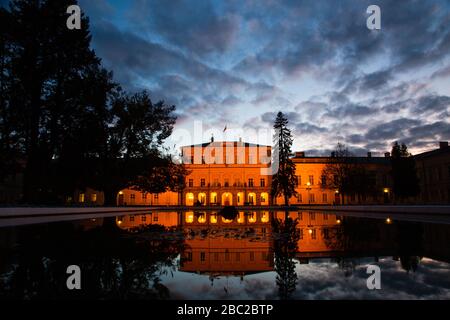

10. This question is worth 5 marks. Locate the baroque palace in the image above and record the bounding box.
[68,139,449,206]
[2,139,449,205]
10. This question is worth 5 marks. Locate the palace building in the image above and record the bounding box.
[115,139,393,206]
[60,140,450,206]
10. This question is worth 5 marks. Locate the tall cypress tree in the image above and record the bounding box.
[270,112,297,206]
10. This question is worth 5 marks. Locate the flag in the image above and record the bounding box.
[223,125,227,132]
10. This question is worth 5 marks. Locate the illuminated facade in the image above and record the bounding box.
[66,140,449,206]
[181,140,272,206]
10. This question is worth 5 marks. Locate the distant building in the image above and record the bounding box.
[415,141,450,204]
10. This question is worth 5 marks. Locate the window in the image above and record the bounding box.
[235,178,241,186]
[188,179,193,187]
[250,252,255,261]
[261,194,266,202]
[79,193,85,203]
[213,178,219,186]
[299,228,304,239]
[248,178,254,187]
[153,194,158,200]
[298,212,303,220]
[224,179,229,187]
[153,213,158,222]
[309,212,315,220]
[130,194,135,200]
[260,179,265,187]
[311,229,317,240]
[200,179,205,187]
[323,214,328,220]
[142,193,147,200]
[200,252,206,262]
[309,175,314,185]
[262,252,268,261]
[130,215,135,222]
[187,252,193,262]
[322,193,328,202]
[309,193,315,203]
[297,175,301,186]
[91,193,97,202]
[142,215,146,222]
[321,175,326,186]
[297,193,302,203]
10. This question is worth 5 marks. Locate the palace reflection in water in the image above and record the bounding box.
[1,210,450,299]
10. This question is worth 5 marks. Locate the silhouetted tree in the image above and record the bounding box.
[390,142,420,201]
[321,143,356,204]
[271,112,297,206]
[83,90,179,205]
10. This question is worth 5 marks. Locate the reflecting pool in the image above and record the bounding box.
[1,210,450,299]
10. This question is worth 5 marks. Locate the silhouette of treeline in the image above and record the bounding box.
[322,142,420,204]
[0,0,187,205]
[0,218,186,299]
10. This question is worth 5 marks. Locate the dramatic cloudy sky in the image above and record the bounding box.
[77,0,450,155]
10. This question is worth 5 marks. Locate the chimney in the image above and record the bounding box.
[439,141,449,149]
[367,152,372,158]
[211,134,214,143]
[239,137,242,143]
[384,152,390,158]
[295,151,305,158]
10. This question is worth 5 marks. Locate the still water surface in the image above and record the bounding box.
[1,210,450,299]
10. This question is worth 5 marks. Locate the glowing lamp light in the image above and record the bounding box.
[308,229,313,234]
[336,219,341,224]
[261,212,269,223]
[335,189,339,194]
[118,191,123,195]
[383,188,389,193]
[210,214,218,224]
[386,217,392,224]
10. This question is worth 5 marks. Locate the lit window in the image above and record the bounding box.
[91,193,97,202]
[79,193,85,203]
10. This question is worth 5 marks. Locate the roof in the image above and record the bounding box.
[414,146,450,159]
[181,141,271,148]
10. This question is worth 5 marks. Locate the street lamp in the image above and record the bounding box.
[306,182,312,205]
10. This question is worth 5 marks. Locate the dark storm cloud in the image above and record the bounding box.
[414,95,450,114]
[325,103,377,119]
[128,0,239,57]
[365,118,422,141]
[73,0,450,152]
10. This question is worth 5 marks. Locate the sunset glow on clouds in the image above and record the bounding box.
[79,0,450,155]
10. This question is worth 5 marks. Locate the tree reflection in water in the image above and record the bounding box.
[271,212,300,299]
[396,221,424,273]
[0,217,186,299]
[323,216,425,275]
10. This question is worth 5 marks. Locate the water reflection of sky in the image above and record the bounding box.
[160,257,450,300]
